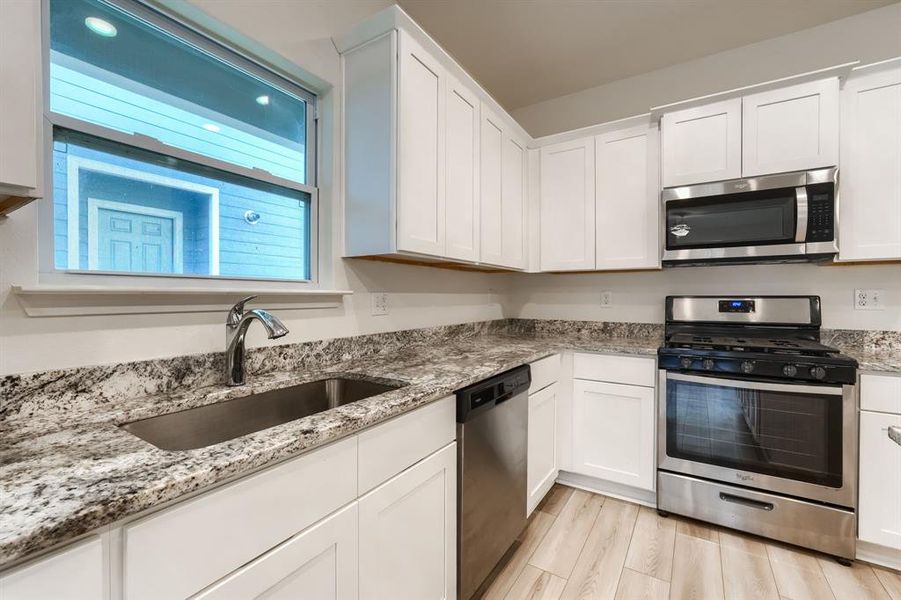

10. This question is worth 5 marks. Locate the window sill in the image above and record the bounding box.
[11,284,351,317]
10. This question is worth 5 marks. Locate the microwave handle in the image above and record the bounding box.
[795,186,808,243]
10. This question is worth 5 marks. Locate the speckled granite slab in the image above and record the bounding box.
[1,317,898,568]
[822,328,901,373]
[889,426,901,448]
[0,320,661,568]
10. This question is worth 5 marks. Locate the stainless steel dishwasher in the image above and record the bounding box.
[456,365,531,600]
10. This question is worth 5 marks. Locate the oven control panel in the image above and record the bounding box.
[658,351,856,385]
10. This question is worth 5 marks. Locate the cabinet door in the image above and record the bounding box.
[480,108,505,266]
[501,134,527,269]
[194,503,358,600]
[0,0,41,194]
[858,410,901,550]
[539,137,595,271]
[445,76,480,262]
[397,30,445,257]
[528,383,558,515]
[359,443,456,600]
[572,380,655,491]
[595,123,660,270]
[742,78,839,177]
[0,537,104,600]
[839,64,901,261]
[661,98,741,187]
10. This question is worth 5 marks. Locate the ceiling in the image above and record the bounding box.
[394,0,897,111]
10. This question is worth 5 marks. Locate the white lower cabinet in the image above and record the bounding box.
[571,376,655,491]
[858,374,901,551]
[0,537,104,600]
[528,382,559,514]
[359,443,457,600]
[194,503,358,600]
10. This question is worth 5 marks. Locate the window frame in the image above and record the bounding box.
[39,0,320,286]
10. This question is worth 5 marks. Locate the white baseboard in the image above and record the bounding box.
[856,540,901,571]
[556,471,656,508]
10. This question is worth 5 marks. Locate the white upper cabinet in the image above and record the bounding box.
[839,62,901,261]
[480,105,527,269]
[0,0,42,198]
[661,98,741,187]
[742,78,839,176]
[595,123,660,270]
[396,30,446,257]
[445,76,480,262]
[539,137,596,271]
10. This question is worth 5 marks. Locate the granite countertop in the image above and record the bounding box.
[889,426,901,448]
[0,330,660,568]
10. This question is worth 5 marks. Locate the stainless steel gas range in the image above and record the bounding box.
[656,296,859,560]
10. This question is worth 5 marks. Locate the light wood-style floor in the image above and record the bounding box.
[477,484,901,600]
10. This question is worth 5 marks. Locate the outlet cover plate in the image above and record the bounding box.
[854,289,884,310]
[371,292,389,316]
[600,291,613,308]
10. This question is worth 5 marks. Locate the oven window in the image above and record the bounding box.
[666,190,796,250]
[666,377,843,487]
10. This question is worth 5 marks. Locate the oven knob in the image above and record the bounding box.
[702,359,715,370]
[810,366,827,380]
[680,357,693,369]
[741,361,755,374]
[782,364,798,378]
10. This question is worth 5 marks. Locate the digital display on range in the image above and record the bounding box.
[719,299,756,313]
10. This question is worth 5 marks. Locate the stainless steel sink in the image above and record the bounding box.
[120,377,404,451]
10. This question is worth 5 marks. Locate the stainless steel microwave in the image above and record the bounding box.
[662,168,838,266]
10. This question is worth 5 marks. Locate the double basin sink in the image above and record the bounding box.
[121,377,404,451]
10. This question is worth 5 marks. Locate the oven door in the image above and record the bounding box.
[662,185,807,261]
[657,371,857,508]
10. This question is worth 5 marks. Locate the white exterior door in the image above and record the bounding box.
[661,98,741,187]
[839,63,901,261]
[445,76,480,262]
[858,410,901,550]
[595,123,660,270]
[539,137,595,271]
[528,383,558,515]
[359,443,457,600]
[572,380,655,491]
[397,30,445,257]
[742,78,839,177]
[194,503,358,600]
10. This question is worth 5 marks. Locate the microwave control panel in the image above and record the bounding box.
[806,183,835,243]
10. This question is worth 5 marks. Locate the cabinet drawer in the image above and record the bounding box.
[573,353,655,387]
[358,396,455,494]
[0,537,104,600]
[530,354,561,393]
[861,374,901,414]
[123,436,358,600]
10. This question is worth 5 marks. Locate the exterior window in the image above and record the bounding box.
[47,0,316,281]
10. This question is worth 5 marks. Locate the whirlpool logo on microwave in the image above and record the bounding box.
[670,223,691,237]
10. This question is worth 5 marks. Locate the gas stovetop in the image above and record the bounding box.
[658,295,858,385]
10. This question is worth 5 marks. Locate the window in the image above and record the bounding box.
[47,0,316,281]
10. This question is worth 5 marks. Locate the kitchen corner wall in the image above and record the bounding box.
[507,263,901,331]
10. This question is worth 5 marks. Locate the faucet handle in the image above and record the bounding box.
[227,295,258,326]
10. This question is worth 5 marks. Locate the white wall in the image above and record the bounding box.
[0,0,510,377]
[509,263,901,331]
[512,3,901,137]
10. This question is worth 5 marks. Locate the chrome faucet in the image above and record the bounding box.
[225,295,289,386]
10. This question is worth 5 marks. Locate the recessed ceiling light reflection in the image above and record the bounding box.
[202,123,221,132]
[256,95,270,106]
[85,17,117,37]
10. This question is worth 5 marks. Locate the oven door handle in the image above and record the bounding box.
[795,185,808,243]
[665,372,844,396]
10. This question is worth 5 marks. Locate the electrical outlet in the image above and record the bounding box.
[600,291,613,308]
[854,289,884,310]
[371,292,389,316]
